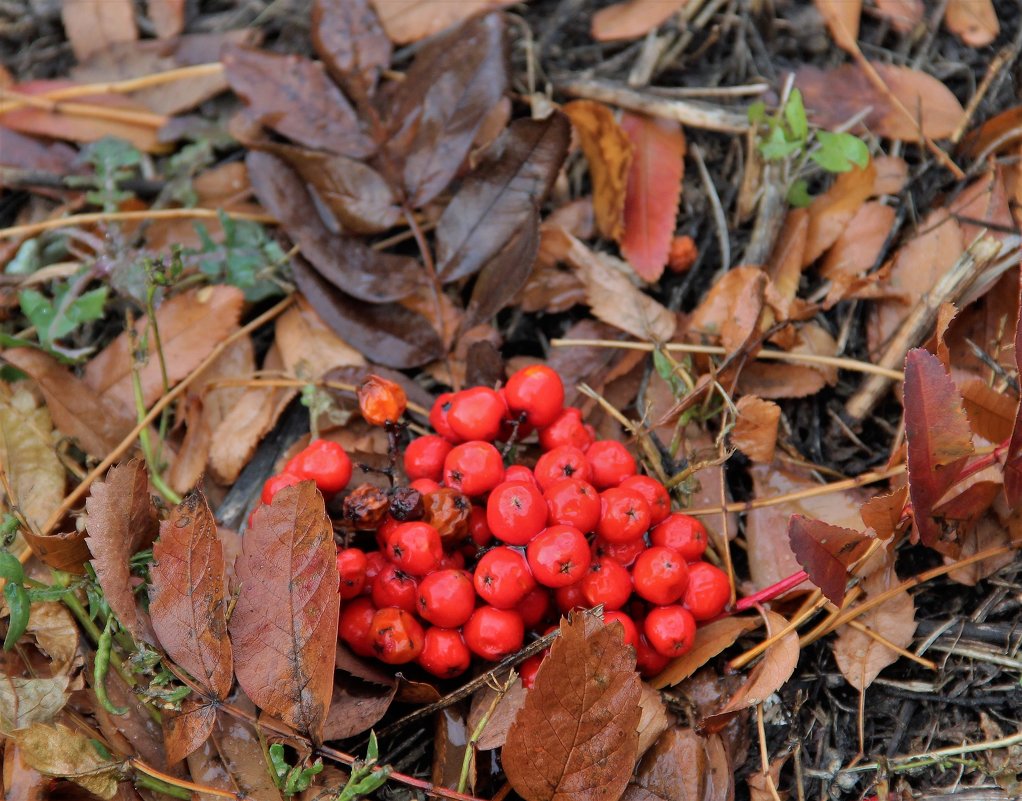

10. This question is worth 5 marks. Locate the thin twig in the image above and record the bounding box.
[0,90,166,127]
[0,208,276,241]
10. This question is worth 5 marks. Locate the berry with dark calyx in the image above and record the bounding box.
[644,605,696,657]
[519,653,545,689]
[403,435,453,483]
[358,374,407,426]
[504,365,565,428]
[474,546,536,609]
[463,606,524,660]
[418,627,471,678]
[526,525,590,588]
[592,535,646,568]
[486,480,547,546]
[417,569,476,629]
[538,407,594,452]
[650,513,708,562]
[285,439,353,496]
[635,632,670,677]
[385,521,443,576]
[581,557,632,611]
[371,564,419,613]
[597,487,651,543]
[448,387,507,442]
[388,486,423,521]
[504,464,539,488]
[338,597,377,657]
[517,586,552,628]
[362,550,389,595]
[371,607,424,664]
[632,546,689,605]
[443,441,505,497]
[554,581,587,613]
[343,483,390,530]
[619,475,671,525]
[586,440,637,489]
[420,487,471,545]
[429,393,460,442]
[261,473,304,505]
[602,610,639,649]
[544,478,601,532]
[337,548,368,600]
[683,561,731,620]
[534,445,592,490]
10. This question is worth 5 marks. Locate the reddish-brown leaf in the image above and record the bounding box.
[859,486,909,540]
[803,161,876,266]
[370,0,517,44]
[467,677,527,751]
[1004,278,1022,507]
[819,201,896,308]
[959,378,1015,444]
[149,491,232,762]
[731,396,781,463]
[787,515,872,605]
[21,529,90,574]
[311,0,391,97]
[813,0,860,52]
[652,616,761,690]
[436,113,569,283]
[621,727,733,801]
[389,14,508,206]
[686,265,767,355]
[903,348,974,556]
[503,614,642,801]
[701,611,799,733]
[945,0,999,46]
[322,674,397,741]
[222,45,373,158]
[162,698,216,766]
[591,0,687,42]
[619,112,685,282]
[229,481,339,743]
[84,461,158,643]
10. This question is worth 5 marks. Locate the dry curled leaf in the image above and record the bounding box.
[0,675,70,735]
[229,481,339,743]
[731,396,781,463]
[652,616,761,690]
[503,614,642,801]
[13,723,119,799]
[787,515,872,605]
[0,383,63,532]
[85,460,159,643]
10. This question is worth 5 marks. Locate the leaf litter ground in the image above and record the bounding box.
[2,1,1022,801]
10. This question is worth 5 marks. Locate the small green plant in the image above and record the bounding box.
[335,732,391,801]
[18,277,108,359]
[191,210,288,301]
[268,744,324,796]
[66,137,143,212]
[748,88,870,206]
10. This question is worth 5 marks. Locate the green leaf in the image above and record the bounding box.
[784,89,808,142]
[19,289,54,337]
[747,101,767,125]
[0,552,25,584]
[759,125,801,161]
[3,583,29,650]
[268,743,289,784]
[787,179,813,207]
[6,240,40,276]
[812,131,870,173]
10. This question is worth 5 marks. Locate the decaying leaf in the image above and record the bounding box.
[591,0,687,42]
[229,481,339,743]
[0,675,70,734]
[636,682,670,759]
[945,0,999,46]
[149,491,233,762]
[26,601,79,672]
[467,675,527,751]
[903,348,974,556]
[619,112,685,282]
[731,396,781,463]
[503,614,642,801]
[832,564,916,690]
[84,460,159,642]
[787,515,872,605]
[621,727,733,801]
[563,100,633,240]
[13,723,120,799]
[0,383,63,532]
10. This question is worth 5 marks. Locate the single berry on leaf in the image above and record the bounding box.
[371,607,424,664]
[632,545,689,605]
[336,548,368,600]
[403,435,453,482]
[644,605,696,657]
[586,440,637,488]
[371,564,419,613]
[261,472,304,505]
[448,387,507,442]
[474,546,536,609]
[581,557,632,611]
[534,445,592,490]
[504,365,565,428]
[417,569,476,628]
[650,513,708,561]
[597,487,651,543]
[544,478,601,532]
[538,407,594,452]
[443,441,505,497]
[683,561,731,620]
[486,480,547,545]
[463,606,524,660]
[358,374,407,426]
[619,475,671,524]
[526,525,591,587]
[284,439,353,496]
[418,627,471,678]
[338,597,377,657]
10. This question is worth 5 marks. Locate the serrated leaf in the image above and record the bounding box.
[787,515,872,605]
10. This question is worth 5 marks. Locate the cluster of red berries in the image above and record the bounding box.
[256,368,731,684]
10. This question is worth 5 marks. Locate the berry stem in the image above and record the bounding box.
[733,570,809,612]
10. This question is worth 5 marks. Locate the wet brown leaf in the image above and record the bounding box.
[875,0,924,32]
[229,481,339,743]
[84,286,244,412]
[312,0,391,97]
[433,708,471,790]
[85,460,159,643]
[149,491,232,762]
[223,45,373,158]
[13,723,119,799]
[787,515,872,605]
[0,675,70,734]
[0,383,63,532]
[945,0,999,46]
[370,0,516,44]
[621,727,733,801]
[652,617,762,690]
[467,676,527,751]
[503,614,642,801]
[291,257,445,368]
[463,213,541,330]
[832,564,916,690]
[322,673,397,741]
[390,13,507,206]
[563,100,633,240]
[731,396,781,463]
[814,0,860,52]
[701,611,798,732]
[61,0,137,61]
[2,348,136,459]
[437,112,569,283]
[591,0,687,42]
[90,657,169,770]
[796,63,965,142]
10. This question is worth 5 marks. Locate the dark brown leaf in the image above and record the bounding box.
[222,45,373,158]
[149,491,232,761]
[85,460,159,642]
[246,151,421,302]
[903,348,974,556]
[390,13,508,206]
[0,128,76,172]
[21,529,91,574]
[463,213,540,329]
[1004,277,1022,507]
[292,256,445,369]
[229,481,339,743]
[2,348,136,459]
[503,614,642,801]
[436,112,570,283]
[311,0,390,97]
[322,674,397,740]
[621,728,733,801]
[433,709,472,789]
[787,515,871,605]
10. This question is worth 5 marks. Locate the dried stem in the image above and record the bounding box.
[0,208,275,241]
[0,89,166,127]
[128,759,239,800]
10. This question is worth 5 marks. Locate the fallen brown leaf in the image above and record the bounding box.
[813,0,860,52]
[467,676,527,751]
[0,676,70,735]
[636,682,670,759]
[819,201,896,308]
[960,377,1016,443]
[312,0,391,97]
[591,0,687,42]
[147,0,185,38]
[875,0,924,31]
[653,616,761,690]
[804,162,876,266]
[0,383,63,532]
[686,266,767,354]
[61,0,137,61]
[731,396,781,463]
[13,723,120,799]
[621,727,733,801]
[25,602,78,673]
[370,0,518,44]
[945,0,999,46]
[787,515,872,605]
